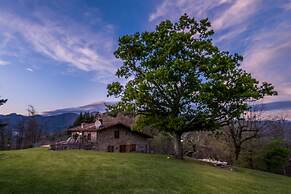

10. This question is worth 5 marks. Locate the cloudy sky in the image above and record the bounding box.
[0,0,291,114]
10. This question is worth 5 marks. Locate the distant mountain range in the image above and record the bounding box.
[253,101,291,120]
[1,100,291,135]
[42,101,114,116]
[0,113,78,133]
[0,102,112,133]
[255,101,291,111]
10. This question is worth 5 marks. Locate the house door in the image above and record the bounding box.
[130,144,136,152]
[120,145,126,152]
[107,145,114,152]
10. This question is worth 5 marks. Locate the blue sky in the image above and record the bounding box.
[0,0,291,115]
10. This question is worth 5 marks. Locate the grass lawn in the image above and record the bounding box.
[0,148,290,194]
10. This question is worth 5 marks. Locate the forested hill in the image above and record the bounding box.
[0,102,114,133]
[0,113,78,133]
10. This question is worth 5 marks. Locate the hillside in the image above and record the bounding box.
[0,113,78,133]
[0,148,290,194]
[0,101,112,134]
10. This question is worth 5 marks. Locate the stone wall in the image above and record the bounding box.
[95,125,149,153]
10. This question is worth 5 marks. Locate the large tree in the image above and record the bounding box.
[107,14,276,159]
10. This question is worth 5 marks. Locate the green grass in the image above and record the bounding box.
[0,148,290,194]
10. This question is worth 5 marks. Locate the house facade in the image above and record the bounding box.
[67,119,151,153]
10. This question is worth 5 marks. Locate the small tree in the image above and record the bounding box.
[107,14,276,159]
[16,119,25,149]
[0,97,7,149]
[0,98,7,106]
[226,106,266,161]
[24,105,39,147]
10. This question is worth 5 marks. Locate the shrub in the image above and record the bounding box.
[262,139,289,174]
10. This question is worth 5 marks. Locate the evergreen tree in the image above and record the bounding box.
[72,112,96,127]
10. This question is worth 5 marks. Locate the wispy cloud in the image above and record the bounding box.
[212,0,260,31]
[284,2,291,10]
[243,22,291,102]
[216,25,247,42]
[0,11,116,77]
[149,0,258,32]
[149,0,230,22]
[0,60,9,66]
[26,68,33,72]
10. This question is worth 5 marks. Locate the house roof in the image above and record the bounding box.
[67,123,96,132]
[67,115,152,138]
[67,121,131,132]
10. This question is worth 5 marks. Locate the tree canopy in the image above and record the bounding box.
[107,14,276,158]
[0,98,7,107]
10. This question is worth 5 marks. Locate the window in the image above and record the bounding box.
[114,130,119,139]
[120,145,126,152]
[87,133,91,141]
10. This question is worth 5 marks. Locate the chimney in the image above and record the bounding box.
[81,123,84,129]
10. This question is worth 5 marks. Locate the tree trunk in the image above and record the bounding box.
[0,131,4,149]
[234,145,241,161]
[248,149,254,169]
[174,133,183,159]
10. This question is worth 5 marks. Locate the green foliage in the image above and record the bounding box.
[263,139,289,173]
[149,133,175,154]
[237,137,290,176]
[72,112,95,127]
[107,14,276,138]
[0,148,291,194]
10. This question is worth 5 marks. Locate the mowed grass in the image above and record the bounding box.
[0,148,290,194]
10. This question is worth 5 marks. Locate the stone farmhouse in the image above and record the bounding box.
[65,115,152,153]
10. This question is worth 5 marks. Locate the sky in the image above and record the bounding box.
[0,0,291,115]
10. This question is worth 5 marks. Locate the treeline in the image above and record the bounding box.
[48,112,98,142]
[71,112,96,127]
[148,116,291,176]
[0,103,43,149]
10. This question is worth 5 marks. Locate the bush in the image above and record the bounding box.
[262,139,289,174]
[183,131,232,162]
[149,133,175,155]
